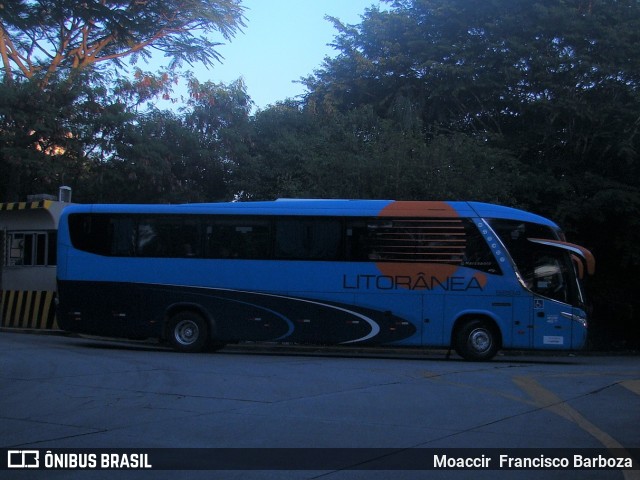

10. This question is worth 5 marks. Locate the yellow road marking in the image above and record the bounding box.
[620,380,640,396]
[420,370,540,406]
[513,375,639,480]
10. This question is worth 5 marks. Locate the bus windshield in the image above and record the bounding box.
[486,219,587,307]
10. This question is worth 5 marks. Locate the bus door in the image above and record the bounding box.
[532,296,574,349]
[524,243,587,350]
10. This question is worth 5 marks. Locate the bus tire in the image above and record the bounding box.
[168,311,209,353]
[454,319,499,361]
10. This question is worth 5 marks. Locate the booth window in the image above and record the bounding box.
[6,231,56,266]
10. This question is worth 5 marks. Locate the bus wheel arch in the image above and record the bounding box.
[164,306,213,353]
[452,315,502,361]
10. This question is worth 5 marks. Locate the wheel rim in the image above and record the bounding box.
[174,319,199,346]
[469,327,492,353]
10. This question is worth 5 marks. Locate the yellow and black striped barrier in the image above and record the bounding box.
[0,290,58,330]
[0,199,54,211]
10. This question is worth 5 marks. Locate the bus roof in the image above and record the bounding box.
[61,199,558,228]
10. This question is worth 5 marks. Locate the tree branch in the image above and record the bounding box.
[0,23,15,82]
[0,22,33,80]
[0,0,246,85]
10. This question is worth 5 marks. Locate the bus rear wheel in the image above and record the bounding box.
[454,319,499,361]
[168,311,209,353]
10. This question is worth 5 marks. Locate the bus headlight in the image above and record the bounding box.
[562,311,587,328]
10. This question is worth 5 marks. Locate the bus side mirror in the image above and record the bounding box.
[528,238,595,277]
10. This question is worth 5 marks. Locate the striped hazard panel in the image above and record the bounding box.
[1,290,58,330]
[0,199,53,211]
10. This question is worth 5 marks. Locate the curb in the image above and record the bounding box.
[2,327,637,358]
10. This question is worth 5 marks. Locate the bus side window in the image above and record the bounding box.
[180,220,201,257]
[69,214,114,256]
[460,220,502,274]
[110,217,135,257]
[135,217,202,258]
[275,219,341,260]
[205,218,271,259]
[365,218,467,264]
[136,219,159,256]
[345,220,370,261]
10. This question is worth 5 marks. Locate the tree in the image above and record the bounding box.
[85,109,209,203]
[0,0,246,85]
[238,100,524,203]
[307,1,640,126]
[80,78,253,203]
[0,0,246,201]
[298,0,640,347]
[0,74,101,200]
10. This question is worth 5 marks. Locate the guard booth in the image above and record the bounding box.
[0,188,72,330]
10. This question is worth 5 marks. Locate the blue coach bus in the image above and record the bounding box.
[56,200,594,360]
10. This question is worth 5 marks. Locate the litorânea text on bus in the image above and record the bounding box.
[342,274,484,291]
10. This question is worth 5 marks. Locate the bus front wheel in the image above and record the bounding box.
[168,311,209,353]
[454,319,499,361]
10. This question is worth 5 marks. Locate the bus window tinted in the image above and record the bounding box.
[487,219,560,281]
[68,213,497,272]
[68,214,113,256]
[347,217,500,273]
[275,218,342,260]
[205,218,270,259]
[137,217,201,258]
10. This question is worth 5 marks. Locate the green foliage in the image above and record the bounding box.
[0,76,97,200]
[78,78,253,203]
[235,101,525,204]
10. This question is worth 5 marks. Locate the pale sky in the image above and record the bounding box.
[152,0,384,110]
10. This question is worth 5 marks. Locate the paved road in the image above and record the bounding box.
[1,331,639,479]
